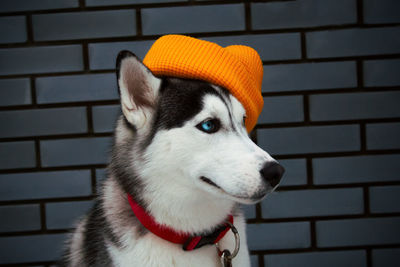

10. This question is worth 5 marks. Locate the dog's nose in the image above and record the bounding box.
[260,162,285,187]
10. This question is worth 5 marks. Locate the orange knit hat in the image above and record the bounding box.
[143,35,264,132]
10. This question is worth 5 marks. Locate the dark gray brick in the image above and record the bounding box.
[36,73,118,104]
[370,185,400,214]
[310,91,400,121]
[250,255,258,267]
[247,222,311,250]
[316,217,400,247]
[96,168,107,189]
[242,204,256,219]
[0,45,83,75]
[0,234,67,264]
[204,33,301,61]
[0,141,35,170]
[0,78,31,106]
[0,205,40,233]
[86,0,185,6]
[278,159,307,186]
[262,61,357,92]
[0,0,78,12]
[313,154,400,184]
[257,125,360,155]
[0,16,26,44]
[142,4,245,35]
[259,96,304,124]
[33,10,136,41]
[46,201,93,229]
[262,188,363,218]
[367,122,400,150]
[364,59,400,87]
[372,248,400,267]
[40,137,112,167]
[313,155,400,184]
[0,170,91,201]
[92,105,120,133]
[91,35,299,70]
[364,0,400,24]
[307,26,400,58]
[0,107,87,138]
[252,0,356,30]
[89,40,154,70]
[264,250,367,267]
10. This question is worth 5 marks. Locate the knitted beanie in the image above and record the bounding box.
[143,35,263,133]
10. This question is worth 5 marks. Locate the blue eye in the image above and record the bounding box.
[196,119,220,133]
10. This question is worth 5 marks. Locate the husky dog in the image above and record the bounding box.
[60,51,284,267]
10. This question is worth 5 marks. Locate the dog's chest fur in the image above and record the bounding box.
[66,177,250,267]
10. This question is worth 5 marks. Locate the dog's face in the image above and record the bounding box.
[116,51,284,205]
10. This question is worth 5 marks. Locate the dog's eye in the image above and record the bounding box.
[243,116,246,126]
[196,119,220,134]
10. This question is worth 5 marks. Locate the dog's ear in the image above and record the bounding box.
[116,50,161,129]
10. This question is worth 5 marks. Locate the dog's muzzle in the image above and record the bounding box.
[260,162,285,187]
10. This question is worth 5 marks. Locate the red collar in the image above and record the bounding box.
[127,194,233,251]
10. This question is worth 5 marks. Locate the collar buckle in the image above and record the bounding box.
[215,220,240,263]
[182,215,234,251]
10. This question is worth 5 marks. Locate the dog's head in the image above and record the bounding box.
[116,51,284,205]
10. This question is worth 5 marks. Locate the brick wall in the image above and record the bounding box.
[0,0,399,266]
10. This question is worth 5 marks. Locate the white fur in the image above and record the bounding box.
[100,175,250,267]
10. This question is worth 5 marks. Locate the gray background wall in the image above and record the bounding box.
[0,0,399,266]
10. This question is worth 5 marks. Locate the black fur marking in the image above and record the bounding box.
[101,209,123,247]
[82,202,114,266]
[122,115,137,133]
[108,124,150,238]
[157,78,221,130]
[110,134,146,210]
[225,99,236,132]
[141,77,225,150]
[58,199,122,266]
[216,87,239,132]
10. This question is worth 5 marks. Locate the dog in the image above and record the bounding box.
[59,49,284,267]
